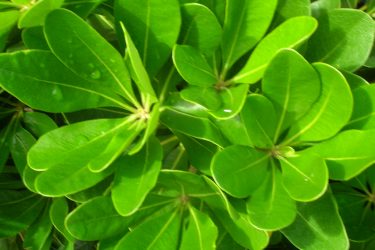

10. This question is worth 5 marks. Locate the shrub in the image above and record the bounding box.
[0,0,374,249]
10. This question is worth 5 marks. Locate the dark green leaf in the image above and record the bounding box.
[282,190,349,250]
[22,112,57,137]
[0,10,19,51]
[18,0,64,28]
[49,197,74,241]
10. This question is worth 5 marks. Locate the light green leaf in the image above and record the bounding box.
[28,117,141,172]
[221,0,277,71]
[247,165,297,230]
[211,145,270,198]
[241,94,277,148]
[173,45,218,87]
[18,0,64,28]
[279,152,328,201]
[112,137,162,216]
[306,9,375,71]
[23,204,52,250]
[49,198,74,241]
[307,129,375,180]
[233,16,318,84]
[0,50,124,112]
[115,209,180,250]
[0,190,45,237]
[262,49,321,143]
[44,8,138,107]
[346,84,375,130]
[180,3,222,56]
[284,63,353,143]
[0,10,19,51]
[281,189,349,250]
[121,22,157,107]
[65,196,129,241]
[160,107,228,147]
[115,0,181,77]
[180,206,218,250]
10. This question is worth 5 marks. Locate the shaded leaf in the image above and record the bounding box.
[281,190,349,250]
[180,206,218,250]
[18,0,64,28]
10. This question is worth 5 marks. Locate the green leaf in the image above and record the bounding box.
[241,94,277,148]
[0,10,19,51]
[341,70,369,89]
[44,8,138,107]
[160,106,228,147]
[284,63,353,143]
[49,198,74,241]
[28,117,142,172]
[0,50,124,112]
[211,145,270,198]
[262,49,321,143]
[246,165,297,230]
[306,9,375,71]
[121,22,157,107]
[180,3,222,56]
[176,132,217,175]
[115,0,181,77]
[18,0,64,28]
[112,137,162,216]
[311,0,341,19]
[0,190,45,237]
[173,45,218,87]
[281,189,349,250]
[21,27,48,50]
[272,0,311,26]
[331,168,375,242]
[180,206,218,250]
[209,83,248,119]
[346,84,375,130]
[221,0,277,71]
[22,112,58,137]
[214,116,252,146]
[181,86,221,110]
[279,152,328,201]
[23,204,52,250]
[65,196,129,241]
[233,16,318,84]
[307,129,375,180]
[115,209,181,250]
[64,0,104,18]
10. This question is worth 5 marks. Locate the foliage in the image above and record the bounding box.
[0,0,374,249]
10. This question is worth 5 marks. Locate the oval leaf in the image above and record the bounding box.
[233,16,318,84]
[112,137,162,216]
[211,145,270,198]
[262,49,321,143]
[284,63,353,143]
[306,9,375,71]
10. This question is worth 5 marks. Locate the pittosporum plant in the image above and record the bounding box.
[0,0,374,249]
